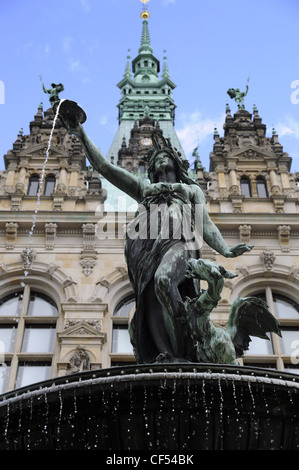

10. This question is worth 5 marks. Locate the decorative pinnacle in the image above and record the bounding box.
[123,49,132,78]
[162,50,170,78]
[140,0,151,19]
[139,16,153,54]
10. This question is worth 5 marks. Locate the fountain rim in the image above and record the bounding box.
[1,363,299,406]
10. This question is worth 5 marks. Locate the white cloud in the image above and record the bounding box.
[163,0,176,5]
[99,116,108,125]
[69,59,81,72]
[80,0,91,12]
[176,110,225,154]
[44,44,50,56]
[63,36,73,54]
[275,116,299,139]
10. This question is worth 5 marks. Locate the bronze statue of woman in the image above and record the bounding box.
[61,114,253,364]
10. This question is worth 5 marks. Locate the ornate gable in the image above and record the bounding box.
[1,105,107,207]
[59,320,105,339]
[207,105,299,213]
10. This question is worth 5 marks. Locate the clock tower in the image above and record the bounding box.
[106,7,185,173]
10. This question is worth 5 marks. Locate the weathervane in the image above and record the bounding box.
[140,0,151,19]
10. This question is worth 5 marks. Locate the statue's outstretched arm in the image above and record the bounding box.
[203,206,253,257]
[74,125,143,201]
[202,204,232,256]
[39,76,50,94]
[193,186,253,257]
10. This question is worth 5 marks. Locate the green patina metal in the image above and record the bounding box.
[107,16,184,164]
[55,101,279,365]
[117,19,176,124]
[40,76,64,108]
[227,77,250,109]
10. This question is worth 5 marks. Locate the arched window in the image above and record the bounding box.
[242,288,299,374]
[240,177,252,197]
[27,175,39,196]
[256,176,268,197]
[44,175,56,196]
[111,295,135,365]
[0,289,58,393]
[113,296,135,317]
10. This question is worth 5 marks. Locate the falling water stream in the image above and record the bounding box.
[21,100,65,287]
[0,366,299,450]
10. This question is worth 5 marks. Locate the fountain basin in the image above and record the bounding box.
[0,363,298,450]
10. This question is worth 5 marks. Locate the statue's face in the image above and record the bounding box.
[150,152,179,183]
[154,152,175,173]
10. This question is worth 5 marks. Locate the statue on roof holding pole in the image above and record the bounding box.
[227,76,250,109]
[40,76,64,108]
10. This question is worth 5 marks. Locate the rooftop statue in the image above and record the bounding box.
[40,76,64,108]
[41,77,86,127]
[227,77,250,109]
[56,94,280,365]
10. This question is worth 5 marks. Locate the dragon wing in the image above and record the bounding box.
[226,296,281,358]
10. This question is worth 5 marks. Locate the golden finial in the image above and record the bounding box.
[140,0,150,19]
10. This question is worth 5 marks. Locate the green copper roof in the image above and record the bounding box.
[161,52,170,79]
[106,15,185,161]
[139,20,153,54]
[116,19,177,124]
[123,51,133,79]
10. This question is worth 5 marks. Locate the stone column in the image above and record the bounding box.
[69,163,80,195]
[249,175,258,197]
[57,159,68,192]
[228,165,240,195]
[269,168,281,195]
[279,164,291,195]
[5,162,17,188]
[16,160,28,193]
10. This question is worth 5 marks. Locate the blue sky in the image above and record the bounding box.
[0,0,299,172]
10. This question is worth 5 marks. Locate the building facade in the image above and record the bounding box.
[1,17,299,394]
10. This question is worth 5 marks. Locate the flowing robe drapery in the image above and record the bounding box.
[125,184,202,363]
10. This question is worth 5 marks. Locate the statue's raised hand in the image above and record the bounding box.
[56,99,86,138]
[225,243,254,258]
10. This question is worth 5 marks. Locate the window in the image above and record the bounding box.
[256,176,268,197]
[15,362,52,389]
[246,335,274,355]
[0,288,58,393]
[272,294,299,319]
[44,175,56,196]
[113,296,135,317]
[0,293,23,316]
[0,325,17,353]
[0,363,10,394]
[111,296,135,365]
[240,177,252,197]
[21,325,56,353]
[27,175,39,196]
[112,325,133,354]
[27,292,57,316]
[242,288,299,374]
